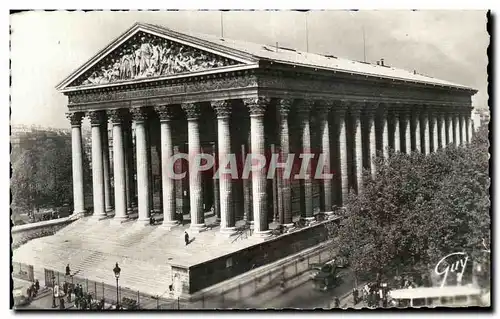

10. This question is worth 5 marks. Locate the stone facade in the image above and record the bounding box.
[54,23,476,294]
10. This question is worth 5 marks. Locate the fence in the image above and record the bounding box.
[15,242,337,309]
[185,243,335,309]
[12,262,34,282]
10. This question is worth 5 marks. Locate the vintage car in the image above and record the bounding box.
[13,288,30,307]
[310,262,341,291]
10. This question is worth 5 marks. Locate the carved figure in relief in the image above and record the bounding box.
[76,34,234,86]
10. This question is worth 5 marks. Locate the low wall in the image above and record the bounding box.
[187,218,338,294]
[11,216,77,249]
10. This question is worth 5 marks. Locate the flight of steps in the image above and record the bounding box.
[13,217,173,296]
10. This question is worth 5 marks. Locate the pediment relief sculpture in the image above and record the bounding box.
[70,31,241,87]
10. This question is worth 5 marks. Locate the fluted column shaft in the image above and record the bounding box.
[367,111,377,178]
[182,103,205,232]
[101,117,113,212]
[109,110,127,221]
[421,111,430,154]
[401,111,411,154]
[466,113,473,143]
[352,107,363,193]
[454,113,460,146]
[155,106,178,228]
[245,98,270,236]
[446,113,454,145]
[277,99,292,225]
[212,101,236,234]
[336,108,349,206]
[413,110,421,153]
[431,111,439,152]
[317,101,333,212]
[460,113,467,145]
[88,111,106,218]
[123,122,133,213]
[380,109,389,159]
[392,110,401,153]
[439,113,447,148]
[67,112,85,215]
[131,108,151,224]
[297,100,313,220]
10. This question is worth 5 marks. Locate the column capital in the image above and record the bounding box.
[108,108,126,125]
[87,110,103,127]
[315,99,334,114]
[130,107,148,123]
[66,112,84,127]
[211,100,232,119]
[155,105,176,122]
[181,103,202,120]
[345,101,365,115]
[276,98,293,117]
[243,97,270,116]
[294,99,314,118]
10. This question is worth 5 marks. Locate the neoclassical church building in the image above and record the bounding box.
[15,22,476,298]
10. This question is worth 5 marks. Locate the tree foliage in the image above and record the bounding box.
[11,130,92,216]
[333,126,490,282]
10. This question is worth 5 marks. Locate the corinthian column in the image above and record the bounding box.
[108,109,127,222]
[466,109,473,143]
[67,112,85,216]
[430,109,439,152]
[317,100,333,212]
[392,108,401,153]
[378,106,390,159]
[212,100,236,235]
[155,105,178,229]
[182,103,206,233]
[460,112,467,145]
[334,107,348,206]
[130,107,151,225]
[439,111,447,148]
[87,111,106,219]
[402,110,411,154]
[421,109,430,154]
[100,114,113,212]
[366,108,377,178]
[296,99,314,221]
[351,105,364,193]
[454,112,460,146]
[277,99,293,226]
[244,97,271,237]
[412,108,421,153]
[446,112,454,146]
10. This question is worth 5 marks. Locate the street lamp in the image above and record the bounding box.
[51,275,56,308]
[113,262,121,310]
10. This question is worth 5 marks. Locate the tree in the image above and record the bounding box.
[11,129,91,218]
[331,127,490,285]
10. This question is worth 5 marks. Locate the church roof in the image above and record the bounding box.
[172,24,473,91]
[57,22,476,93]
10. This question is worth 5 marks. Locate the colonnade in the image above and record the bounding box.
[67,99,473,237]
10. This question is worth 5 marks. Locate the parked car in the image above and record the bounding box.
[13,288,30,307]
[310,261,341,291]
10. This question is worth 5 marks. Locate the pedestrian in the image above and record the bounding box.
[334,297,340,308]
[66,264,70,276]
[35,279,40,292]
[184,231,189,246]
[59,297,65,309]
[353,288,359,304]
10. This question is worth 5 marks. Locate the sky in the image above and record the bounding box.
[9,10,489,129]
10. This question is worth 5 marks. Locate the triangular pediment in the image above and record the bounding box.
[58,23,257,90]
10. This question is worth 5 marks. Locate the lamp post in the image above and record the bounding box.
[113,262,121,310]
[51,275,56,308]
